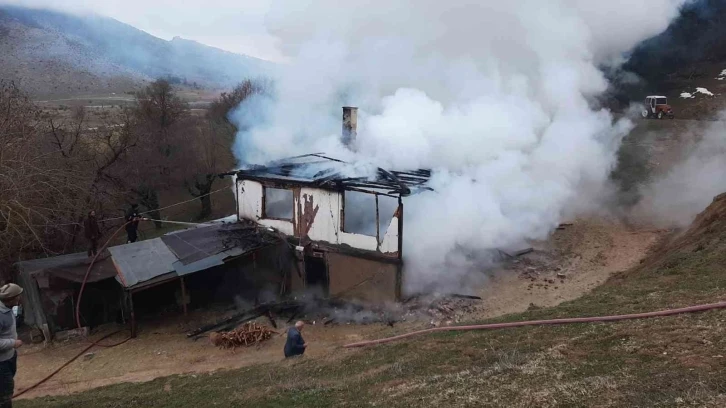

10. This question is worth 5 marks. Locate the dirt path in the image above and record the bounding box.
[15,316,394,400]
[15,218,664,401]
[475,218,664,319]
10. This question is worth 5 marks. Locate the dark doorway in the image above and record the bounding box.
[305,255,329,298]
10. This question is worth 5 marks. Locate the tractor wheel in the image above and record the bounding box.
[641,110,649,119]
[657,111,664,119]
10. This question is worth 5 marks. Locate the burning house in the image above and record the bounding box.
[14,108,432,342]
[226,107,432,302]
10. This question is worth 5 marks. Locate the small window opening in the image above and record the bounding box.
[264,187,293,220]
[342,191,398,242]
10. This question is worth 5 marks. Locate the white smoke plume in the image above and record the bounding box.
[231,0,686,294]
[635,113,726,228]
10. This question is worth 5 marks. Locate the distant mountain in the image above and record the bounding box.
[0,5,272,98]
[624,0,726,86]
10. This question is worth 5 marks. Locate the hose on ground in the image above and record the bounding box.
[75,220,133,330]
[17,219,140,399]
[20,215,213,398]
[13,330,132,399]
[343,301,726,348]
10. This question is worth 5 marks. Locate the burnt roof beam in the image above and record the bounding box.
[377,168,411,196]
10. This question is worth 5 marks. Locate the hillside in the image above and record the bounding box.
[17,194,726,407]
[609,0,726,118]
[0,6,272,98]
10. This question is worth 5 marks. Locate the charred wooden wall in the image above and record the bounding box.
[326,252,399,303]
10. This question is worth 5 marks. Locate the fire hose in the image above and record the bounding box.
[343,301,726,348]
[12,330,131,399]
[14,219,143,399]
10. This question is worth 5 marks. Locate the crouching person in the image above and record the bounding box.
[0,284,23,408]
[284,321,307,358]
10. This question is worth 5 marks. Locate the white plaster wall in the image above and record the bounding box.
[299,187,380,251]
[300,188,340,243]
[380,215,399,253]
[237,180,263,220]
[238,180,398,253]
[237,180,294,235]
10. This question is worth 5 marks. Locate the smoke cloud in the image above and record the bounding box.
[635,113,726,228]
[232,0,686,294]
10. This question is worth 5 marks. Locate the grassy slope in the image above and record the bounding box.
[18,197,726,407]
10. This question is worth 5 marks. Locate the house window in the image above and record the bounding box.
[264,187,293,220]
[342,191,398,241]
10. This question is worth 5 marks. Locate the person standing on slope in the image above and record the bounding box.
[0,284,23,408]
[125,204,141,243]
[284,321,307,358]
[84,210,101,257]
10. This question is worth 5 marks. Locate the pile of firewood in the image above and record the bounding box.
[209,322,277,350]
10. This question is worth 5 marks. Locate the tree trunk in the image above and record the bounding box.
[199,193,212,220]
[196,177,214,220]
[138,187,163,229]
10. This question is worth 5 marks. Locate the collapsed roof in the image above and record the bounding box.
[161,221,281,276]
[226,153,433,197]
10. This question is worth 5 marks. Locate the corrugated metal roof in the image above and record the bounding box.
[108,238,179,289]
[17,220,279,294]
[172,246,249,276]
[15,251,117,283]
[161,222,279,265]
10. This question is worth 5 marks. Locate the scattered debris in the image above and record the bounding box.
[55,327,89,341]
[30,328,45,344]
[680,92,695,99]
[451,294,482,300]
[187,301,299,339]
[513,248,534,257]
[497,247,534,259]
[402,295,480,325]
[265,312,278,329]
[83,352,95,361]
[209,322,276,350]
[716,69,726,80]
[190,298,409,340]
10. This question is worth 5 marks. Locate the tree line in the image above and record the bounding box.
[0,78,267,280]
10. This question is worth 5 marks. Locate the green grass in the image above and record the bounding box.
[18,214,726,407]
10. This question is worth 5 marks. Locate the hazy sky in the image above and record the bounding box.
[0,0,285,61]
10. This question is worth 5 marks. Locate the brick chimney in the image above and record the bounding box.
[342,106,358,149]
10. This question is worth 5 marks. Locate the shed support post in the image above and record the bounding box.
[129,292,137,338]
[396,197,404,301]
[180,277,188,317]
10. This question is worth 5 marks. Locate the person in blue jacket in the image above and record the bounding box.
[284,321,307,358]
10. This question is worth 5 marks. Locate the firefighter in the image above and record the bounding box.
[84,210,101,257]
[125,204,141,243]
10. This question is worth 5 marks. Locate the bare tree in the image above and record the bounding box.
[127,79,190,227]
[179,117,235,219]
[0,82,92,277]
[207,78,269,128]
[135,79,188,138]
